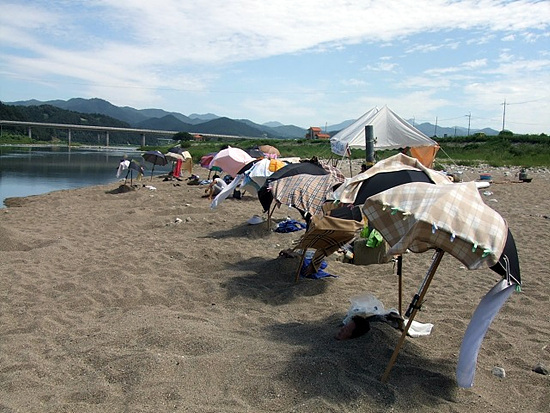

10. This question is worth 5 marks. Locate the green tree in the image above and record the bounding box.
[173,131,193,141]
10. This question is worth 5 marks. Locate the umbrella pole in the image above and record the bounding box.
[151,165,155,181]
[267,203,277,231]
[381,248,444,383]
[397,255,403,315]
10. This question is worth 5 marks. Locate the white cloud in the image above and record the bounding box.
[365,62,398,72]
[461,59,488,69]
[341,78,368,87]
[1,0,549,132]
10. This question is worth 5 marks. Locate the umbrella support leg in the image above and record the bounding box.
[267,204,277,231]
[294,250,307,282]
[397,255,403,315]
[381,249,444,383]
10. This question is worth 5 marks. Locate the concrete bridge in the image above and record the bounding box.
[0,120,261,146]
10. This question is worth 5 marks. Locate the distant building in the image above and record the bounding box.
[306,126,331,140]
[193,134,204,141]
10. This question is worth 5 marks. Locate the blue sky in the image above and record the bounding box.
[1,0,549,134]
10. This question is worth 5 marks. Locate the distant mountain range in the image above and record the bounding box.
[4,97,498,139]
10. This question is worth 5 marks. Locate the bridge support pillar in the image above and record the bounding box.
[68,129,72,146]
[106,132,109,147]
[28,127,32,139]
[141,133,146,147]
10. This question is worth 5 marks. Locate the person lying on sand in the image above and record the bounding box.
[335,312,404,340]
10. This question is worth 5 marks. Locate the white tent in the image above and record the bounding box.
[330,105,437,156]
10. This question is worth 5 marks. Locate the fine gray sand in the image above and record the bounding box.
[1,162,549,412]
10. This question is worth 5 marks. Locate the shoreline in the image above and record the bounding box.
[0,143,141,151]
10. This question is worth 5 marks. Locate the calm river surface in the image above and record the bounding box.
[0,146,171,208]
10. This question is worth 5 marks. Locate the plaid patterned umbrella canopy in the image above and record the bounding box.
[335,153,451,205]
[363,181,508,270]
[270,173,344,218]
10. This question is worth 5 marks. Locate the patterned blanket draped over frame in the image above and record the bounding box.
[363,181,508,269]
[270,173,343,217]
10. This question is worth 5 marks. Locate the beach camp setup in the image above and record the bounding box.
[330,105,440,168]
[361,178,521,386]
[320,153,521,386]
[186,145,520,388]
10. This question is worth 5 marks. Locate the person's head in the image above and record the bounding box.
[213,174,220,180]
[335,316,371,340]
[360,163,367,172]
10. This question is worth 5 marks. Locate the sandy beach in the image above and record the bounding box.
[1,162,549,412]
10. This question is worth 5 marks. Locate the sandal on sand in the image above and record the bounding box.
[279,249,300,258]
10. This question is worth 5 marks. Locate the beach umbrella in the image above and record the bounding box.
[242,158,286,192]
[165,150,192,178]
[125,159,144,185]
[265,161,329,184]
[236,158,261,175]
[259,144,280,158]
[168,146,184,155]
[327,152,451,223]
[168,148,192,160]
[266,173,344,222]
[199,152,222,179]
[362,181,521,386]
[209,146,255,177]
[165,151,185,162]
[245,147,264,159]
[335,153,452,206]
[200,152,217,169]
[142,150,168,180]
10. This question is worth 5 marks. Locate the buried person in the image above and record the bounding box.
[335,312,404,340]
[335,294,406,341]
[335,316,372,340]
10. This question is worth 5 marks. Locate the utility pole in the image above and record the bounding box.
[501,99,508,131]
[466,112,471,136]
[433,117,438,137]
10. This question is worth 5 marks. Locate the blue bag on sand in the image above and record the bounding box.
[300,258,337,279]
[274,219,307,233]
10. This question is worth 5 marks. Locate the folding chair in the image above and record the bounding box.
[291,214,363,282]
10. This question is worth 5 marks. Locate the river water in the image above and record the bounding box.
[0,146,171,208]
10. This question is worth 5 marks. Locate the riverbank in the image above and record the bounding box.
[0,163,549,412]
